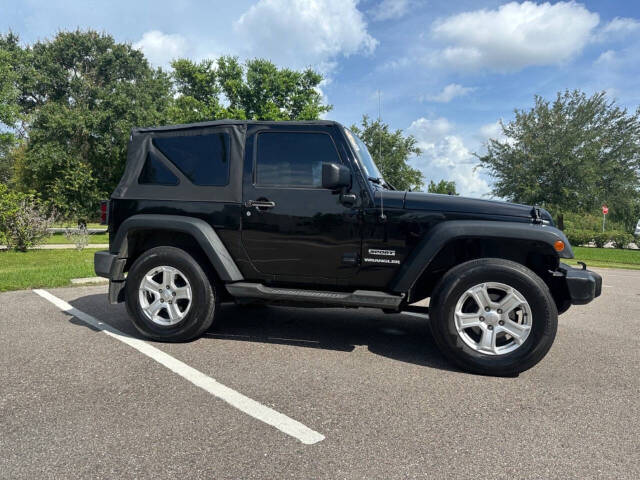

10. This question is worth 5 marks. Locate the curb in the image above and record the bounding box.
[70,277,109,285]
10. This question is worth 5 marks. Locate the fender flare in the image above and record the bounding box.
[389,220,572,293]
[111,214,243,282]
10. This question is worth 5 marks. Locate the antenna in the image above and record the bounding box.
[377,89,386,222]
[378,89,382,162]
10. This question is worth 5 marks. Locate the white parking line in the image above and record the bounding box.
[594,272,639,278]
[33,289,325,445]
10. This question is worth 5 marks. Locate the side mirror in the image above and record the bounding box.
[322,162,351,190]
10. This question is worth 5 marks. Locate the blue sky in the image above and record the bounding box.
[3,0,640,197]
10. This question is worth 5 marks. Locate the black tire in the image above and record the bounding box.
[125,246,217,341]
[429,258,558,376]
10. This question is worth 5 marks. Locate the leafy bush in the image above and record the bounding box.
[565,228,636,249]
[0,185,55,251]
[561,212,627,232]
[592,232,610,248]
[565,229,593,247]
[610,231,634,249]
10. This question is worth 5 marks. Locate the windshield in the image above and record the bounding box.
[344,128,384,183]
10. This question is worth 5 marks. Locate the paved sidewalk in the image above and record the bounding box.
[0,244,109,250]
[48,227,107,234]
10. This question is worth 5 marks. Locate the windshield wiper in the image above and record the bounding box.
[368,176,394,190]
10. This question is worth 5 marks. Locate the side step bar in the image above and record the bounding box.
[225,282,404,309]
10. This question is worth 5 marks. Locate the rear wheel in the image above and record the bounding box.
[125,246,217,341]
[429,258,557,376]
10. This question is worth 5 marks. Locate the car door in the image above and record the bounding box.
[241,125,361,284]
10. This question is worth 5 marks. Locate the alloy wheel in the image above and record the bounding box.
[453,282,532,355]
[138,266,192,326]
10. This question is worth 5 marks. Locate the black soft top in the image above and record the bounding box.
[132,119,341,134]
[113,119,343,203]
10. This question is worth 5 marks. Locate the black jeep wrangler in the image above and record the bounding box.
[95,120,601,376]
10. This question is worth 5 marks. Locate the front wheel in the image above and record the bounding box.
[429,258,558,376]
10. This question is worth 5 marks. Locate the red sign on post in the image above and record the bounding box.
[602,205,609,215]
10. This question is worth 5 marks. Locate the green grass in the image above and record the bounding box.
[0,248,101,292]
[43,233,109,244]
[565,246,640,270]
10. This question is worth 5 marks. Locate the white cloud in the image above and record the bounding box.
[133,30,188,67]
[425,83,475,103]
[407,118,490,197]
[479,120,513,146]
[595,49,617,65]
[379,56,411,71]
[589,46,640,104]
[370,0,410,21]
[601,17,640,36]
[590,16,640,45]
[480,121,503,140]
[406,117,453,142]
[430,1,599,72]
[234,0,377,71]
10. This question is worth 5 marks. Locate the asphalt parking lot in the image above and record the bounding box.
[1,268,639,479]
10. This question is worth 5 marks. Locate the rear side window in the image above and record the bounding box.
[256,132,340,187]
[153,133,230,186]
[138,151,179,185]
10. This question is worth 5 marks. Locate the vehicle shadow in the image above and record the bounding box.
[212,304,458,371]
[67,294,458,373]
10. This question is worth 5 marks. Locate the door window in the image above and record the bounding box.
[256,132,340,187]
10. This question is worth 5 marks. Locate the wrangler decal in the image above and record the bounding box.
[363,257,401,265]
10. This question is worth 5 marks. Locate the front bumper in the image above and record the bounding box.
[559,263,602,305]
[94,250,127,304]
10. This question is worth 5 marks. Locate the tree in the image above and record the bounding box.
[478,90,640,230]
[428,179,458,195]
[350,115,423,191]
[6,30,173,219]
[169,56,331,123]
[1,31,332,219]
[168,58,223,124]
[0,33,22,183]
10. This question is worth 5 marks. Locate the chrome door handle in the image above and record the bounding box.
[245,200,276,209]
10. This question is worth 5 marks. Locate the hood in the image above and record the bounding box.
[401,191,552,222]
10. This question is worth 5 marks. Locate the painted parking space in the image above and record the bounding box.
[1,267,639,479]
[34,289,325,445]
